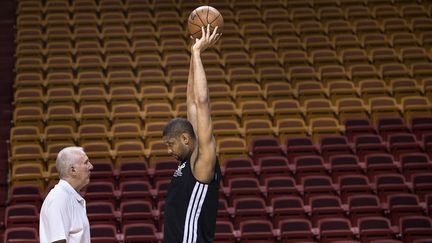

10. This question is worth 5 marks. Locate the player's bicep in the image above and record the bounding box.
[196,100,213,145]
[193,102,217,182]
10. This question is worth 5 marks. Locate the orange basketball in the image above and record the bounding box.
[188,6,224,39]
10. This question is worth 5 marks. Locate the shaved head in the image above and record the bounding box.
[163,118,196,140]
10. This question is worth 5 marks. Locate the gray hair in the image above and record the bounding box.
[56,146,85,179]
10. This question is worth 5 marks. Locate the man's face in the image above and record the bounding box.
[73,153,93,189]
[163,135,188,162]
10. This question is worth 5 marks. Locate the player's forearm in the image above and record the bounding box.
[192,50,209,105]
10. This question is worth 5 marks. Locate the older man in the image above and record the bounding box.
[39,146,93,243]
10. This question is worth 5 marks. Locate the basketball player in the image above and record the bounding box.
[162,25,222,243]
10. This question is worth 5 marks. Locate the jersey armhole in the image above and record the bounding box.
[193,170,219,185]
[191,158,221,185]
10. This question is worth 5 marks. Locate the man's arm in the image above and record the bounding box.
[186,55,198,133]
[40,198,70,243]
[190,25,221,183]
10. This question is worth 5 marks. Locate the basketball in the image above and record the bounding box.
[188,6,224,39]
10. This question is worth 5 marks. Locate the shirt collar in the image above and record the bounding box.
[58,179,85,203]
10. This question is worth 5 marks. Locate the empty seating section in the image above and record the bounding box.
[9,0,432,242]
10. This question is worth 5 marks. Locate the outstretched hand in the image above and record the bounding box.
[192,24,221,53]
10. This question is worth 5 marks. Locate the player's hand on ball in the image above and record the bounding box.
[192,24,221,53]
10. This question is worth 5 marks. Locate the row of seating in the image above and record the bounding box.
[14,33,432,68]
[0,153,395,190]
[4,213,432,243]
[2,223,163,243]
[10,78,432,115]
[8,189,432,226]
[13,68,432,102]
[11,52,431,86]
[16,0,217,14]
[15,0,432,12]
[6,169,432,216]
[8,123,432,166]
[11,77,432,109]
[9,115,432,149]
[10,102,432,145]
[15,17,432,41]
[9,113,431,140]
[212,216,432,243]
[8,115,432,161]
[14,50,432,74]
[16,1,432,25]
[8,154,432,203]
[73,172,432,203]
[12,80,432,106]
[19,0,334,15]
[15,36,432,63]
[11,94,432,117]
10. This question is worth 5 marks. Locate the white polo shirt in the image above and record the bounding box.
[39,179,90,243]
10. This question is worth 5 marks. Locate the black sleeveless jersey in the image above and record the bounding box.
[163,159,221,243]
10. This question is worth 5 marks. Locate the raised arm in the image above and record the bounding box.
[190,25,221,183]
[186,54,198,133]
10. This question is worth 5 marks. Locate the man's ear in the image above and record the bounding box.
[70,166,76,176]
[181,133,189,144]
